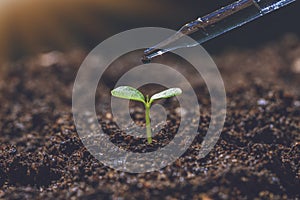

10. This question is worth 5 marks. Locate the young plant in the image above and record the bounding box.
[111,86,182,144]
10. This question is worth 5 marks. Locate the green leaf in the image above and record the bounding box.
[111,86,145,103]
[150,88,182,103]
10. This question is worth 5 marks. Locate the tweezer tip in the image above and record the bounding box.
[141,55,151,64]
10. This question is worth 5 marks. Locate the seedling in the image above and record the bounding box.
[111,86,182,144]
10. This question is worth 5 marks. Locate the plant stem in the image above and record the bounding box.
[145,100,152,144]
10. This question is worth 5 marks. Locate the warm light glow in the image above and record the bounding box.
[0,0,180,62]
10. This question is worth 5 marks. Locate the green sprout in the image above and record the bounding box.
[111,86,182,144]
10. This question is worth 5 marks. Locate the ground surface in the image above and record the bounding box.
[0,34,299,199]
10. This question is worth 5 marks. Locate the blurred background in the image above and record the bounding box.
[0,0,299,63]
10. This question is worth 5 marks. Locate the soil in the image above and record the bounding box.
[0,34,299,199]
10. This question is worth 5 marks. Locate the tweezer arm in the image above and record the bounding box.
[143,0,296,62]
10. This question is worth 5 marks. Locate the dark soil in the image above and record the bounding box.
[0,34,299,199]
